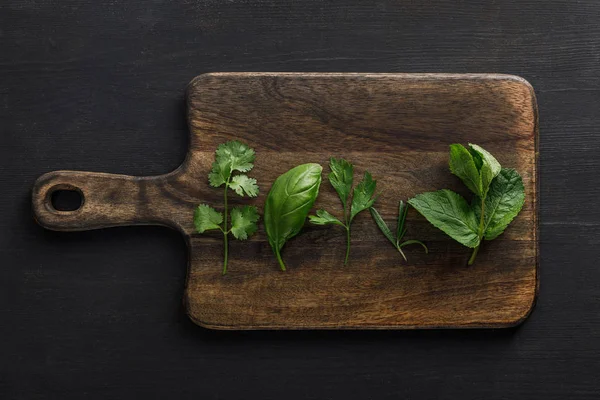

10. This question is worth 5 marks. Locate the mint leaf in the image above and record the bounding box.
[229,174,259,197]
[449,143,482,196]
[469,143,501,197]
[194,204,223,233]
[309,209,345,226]
[473,168,525,240]
[350,171,377,221]
[230,205,259,240]
[328,157,353,210]
[408,190,480,248]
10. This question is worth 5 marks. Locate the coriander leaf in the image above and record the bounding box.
[473,168,525,240]
[215,140,255,173]
[369,207,396,245]
[194,204,223,233]
[328,157,353,210]
[208,158,231,187]
[469,143,501,197]
[350,171,377,221]
[229,174,259,197]
[309,209,345,226]
[408,189,480,248]
[230,205,259,240]
[449,143,482,196]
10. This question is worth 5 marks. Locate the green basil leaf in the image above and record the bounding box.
[264,163,323,270]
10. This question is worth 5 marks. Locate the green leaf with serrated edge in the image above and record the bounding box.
[408,189,480,248]
[328,157,354,210]
[309,209,345,226]
[215,140,255,173]
[449,144,482,196]
[350,171,377,221]
[369,207,396,246]
[264,163,322,270]
[193,204,223,233]
[230,205,259,240]
[469,143,501,197]
[208,158,231,187]
[473,168,525,240]
[229,174,259,197]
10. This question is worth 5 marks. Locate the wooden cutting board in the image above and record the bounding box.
[32,73,538,330]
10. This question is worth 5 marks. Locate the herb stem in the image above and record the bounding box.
[222,178,230,275]
[275,248,286,271]
[469,196,486,266]
[344,225,351,265]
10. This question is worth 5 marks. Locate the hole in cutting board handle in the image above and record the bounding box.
[48,186,84,212]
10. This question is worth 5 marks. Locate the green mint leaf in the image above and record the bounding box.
[229,174,259,197]
[350,171,377,221]
[230,205,259,240]
[469,143,501,197]
[193,204,223,233]
[215,140,255,173]
[369,207,396,246]
[408,189,480,248]
[328,157,354,210]
[309,209,345,226]
[473,168,525,240]
[449,143,482,196]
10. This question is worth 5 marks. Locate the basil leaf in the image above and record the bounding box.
[473,168,525,240]
[264,163,323,271]
[449,143,482,196]
[408,189,480,248]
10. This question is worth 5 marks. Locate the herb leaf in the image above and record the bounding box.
[309,209,345,226]
[408,189,480,248]
[473,168,525,240]
[328,157,353,210]
[230,205,259,240]
[469,143,501,197]
[370,201,428,261]
[194,204,223,233]
[196,140,260,274]
[449,143,482,196]
[229,174,259,197]
[350,171,377,221]
[369,207,396,245]
[264,163,323,271]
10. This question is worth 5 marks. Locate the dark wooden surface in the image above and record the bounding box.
[1,0,598,398]
[30,73,539,330]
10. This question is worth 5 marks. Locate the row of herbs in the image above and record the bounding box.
[194,141,525,274]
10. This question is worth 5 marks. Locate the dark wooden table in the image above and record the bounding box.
[2,1,598,399]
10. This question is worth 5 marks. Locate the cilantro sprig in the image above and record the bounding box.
[309,158,377,265]
[408,144,525,265]
[194,140,260,275]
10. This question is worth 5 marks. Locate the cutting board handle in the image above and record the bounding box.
[32,170,172,231]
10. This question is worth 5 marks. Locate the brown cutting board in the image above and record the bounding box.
[32,73,538,330]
